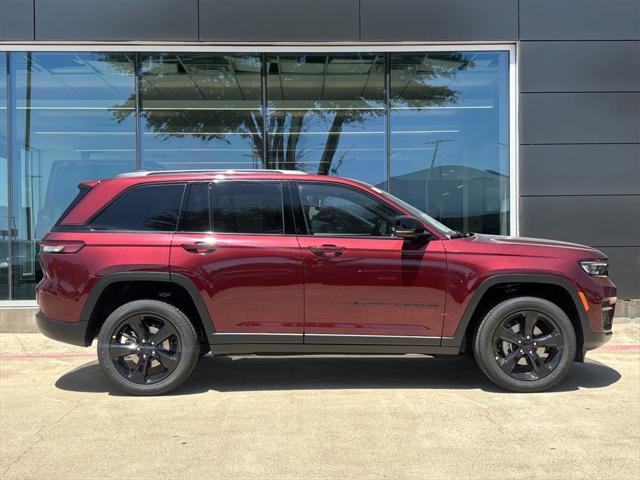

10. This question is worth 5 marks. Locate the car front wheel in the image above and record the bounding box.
[97,300,200,396]
[473,296,577,392]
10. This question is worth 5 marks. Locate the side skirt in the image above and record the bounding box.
[210,343,460,356]
[208,332,459,355]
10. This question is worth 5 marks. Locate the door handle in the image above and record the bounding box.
[309,244,345,258]
[181,242,217,255]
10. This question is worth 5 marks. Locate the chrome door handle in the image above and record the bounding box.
[181,242,217,255]
[309,244,345,258]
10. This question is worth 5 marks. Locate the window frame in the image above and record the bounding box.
[291,180,404,239]
[177,182,213,233]
[176,179,295,237]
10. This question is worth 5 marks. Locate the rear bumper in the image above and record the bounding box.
[36,312,90,347]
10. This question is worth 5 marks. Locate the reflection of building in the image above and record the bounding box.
[0,0,638,302]
[391,165,509,235]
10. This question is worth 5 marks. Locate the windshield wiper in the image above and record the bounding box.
[449,231,475,239]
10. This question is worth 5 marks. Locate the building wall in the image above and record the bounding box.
[517,0,640,298]
[1,0,639,297]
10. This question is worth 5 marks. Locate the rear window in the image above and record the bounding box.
[91,183,185,232]
[179,183,211,232]
[211,182,284,234]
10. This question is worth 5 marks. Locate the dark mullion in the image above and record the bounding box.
[5,54,13,299]
[134,52,142,171]
[261,53,268,169]
[384,52,391,192]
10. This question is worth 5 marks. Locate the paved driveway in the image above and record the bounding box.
[1,321,639,480]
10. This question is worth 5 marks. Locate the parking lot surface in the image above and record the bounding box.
[1,321,639,480]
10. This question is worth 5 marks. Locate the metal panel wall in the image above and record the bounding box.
[519,1,640,297]
[360,0,518,41]
[200,0,359,41]
[519,145,640,196]
[520,196,640,247]
[520,41,640,93]
[520,0,640,40]
[34,0,199,41]
[520,93,640,144]
[599,248,640,299]
[0,0,34,40]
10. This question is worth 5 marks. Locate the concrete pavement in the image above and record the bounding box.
[1,321,639,480]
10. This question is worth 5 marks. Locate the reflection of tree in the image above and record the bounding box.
[311,52,472,175]
[389,52,473,106]
[268,103,383,174]
[103,52,472,175]
[143,212,181,231]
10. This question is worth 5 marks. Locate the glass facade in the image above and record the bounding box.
[267,54,386,186]
[1,53,8,299]
[0,49,511,299]
[140,54,263,170]
[8,52,136,299]
[389,52,510,234]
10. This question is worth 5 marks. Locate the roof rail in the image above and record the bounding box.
[117,169,307,178]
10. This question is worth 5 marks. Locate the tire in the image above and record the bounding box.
[97,300,200,396]
[199,342,211,357]
[473,296,577,393]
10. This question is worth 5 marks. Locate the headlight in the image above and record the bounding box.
[579,260,608,277]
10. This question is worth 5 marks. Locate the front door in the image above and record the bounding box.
[170,181,304,343]
[293,182,447,344]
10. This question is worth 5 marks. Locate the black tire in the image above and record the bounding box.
[97,300,200,396]
[473,296,577,392]
[199,342,211,357]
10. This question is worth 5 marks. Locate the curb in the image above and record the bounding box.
[0,307,39,334]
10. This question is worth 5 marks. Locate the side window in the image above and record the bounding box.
[211,182,284,234]
[297,183,397,236]
[179,183,211,232]
[91,183,185,232]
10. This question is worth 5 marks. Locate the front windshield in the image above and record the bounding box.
[371,186,458,236]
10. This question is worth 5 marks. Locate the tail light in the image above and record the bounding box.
[40,241,85,254]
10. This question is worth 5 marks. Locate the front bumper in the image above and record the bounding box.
[577,295,615,361]
[582,328,613,351]
[36,312,90,347]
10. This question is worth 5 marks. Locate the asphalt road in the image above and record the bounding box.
[1,321,639,480]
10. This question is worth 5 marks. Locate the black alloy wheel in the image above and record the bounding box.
[473,296,576,392]
[492,309,564,381]
[108,314,181,385]
[98,300,200,395]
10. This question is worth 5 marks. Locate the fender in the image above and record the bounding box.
[441,274,589,349]
[80,271,216,345]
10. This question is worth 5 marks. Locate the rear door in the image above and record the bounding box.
[40,182,185,323]
[170,181,304,343]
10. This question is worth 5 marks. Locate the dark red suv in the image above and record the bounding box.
[36,170,616,395]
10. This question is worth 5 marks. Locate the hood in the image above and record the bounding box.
[452,234,606,258]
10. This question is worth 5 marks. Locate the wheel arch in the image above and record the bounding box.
[81,272,215,346]
[443,274,588,360]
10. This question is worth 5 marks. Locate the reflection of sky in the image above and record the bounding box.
[390,51,509,178]
[390,107,507,177]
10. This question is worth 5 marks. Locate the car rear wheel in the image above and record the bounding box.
[97,300,200,396]
[473,296,576,392]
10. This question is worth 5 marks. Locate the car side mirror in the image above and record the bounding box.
[393,215,432,240]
